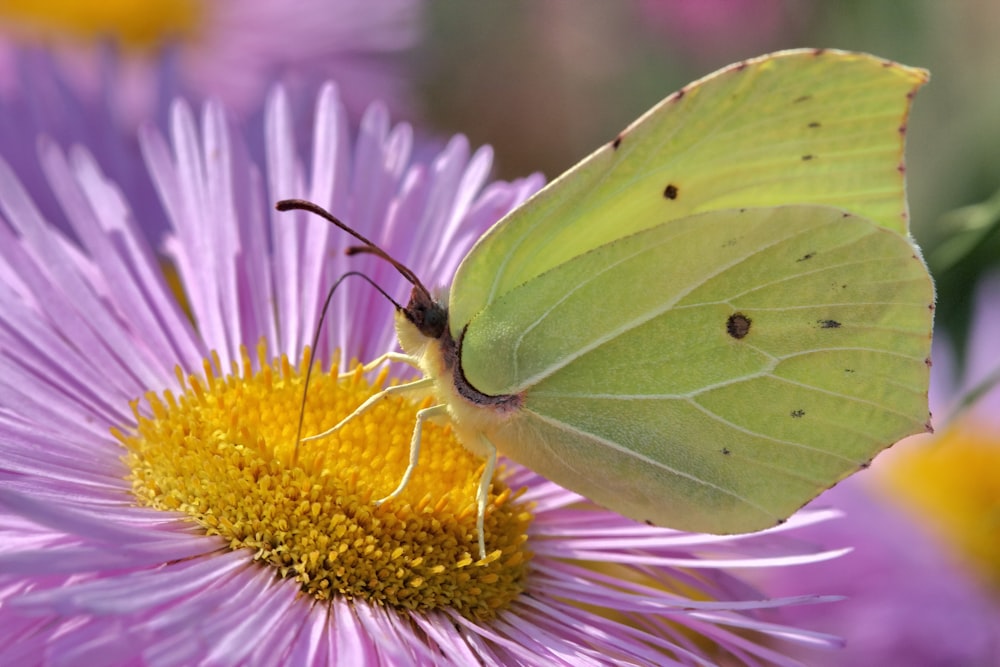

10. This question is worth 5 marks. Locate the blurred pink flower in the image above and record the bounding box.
[761,480,1000,665]
[0,49,169,242]
[637,0,799,61]
[0,0,423,122]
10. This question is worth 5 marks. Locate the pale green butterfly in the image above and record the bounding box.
[279,48,934,559]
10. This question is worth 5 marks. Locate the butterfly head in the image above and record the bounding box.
[402,286,449,341]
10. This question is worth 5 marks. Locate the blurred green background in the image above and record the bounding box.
[413,1,1000,363]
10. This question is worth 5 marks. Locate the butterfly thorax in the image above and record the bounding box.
[397,288,524,420]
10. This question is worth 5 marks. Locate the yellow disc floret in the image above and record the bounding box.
[0,0,203,52]
[115,342,533,620]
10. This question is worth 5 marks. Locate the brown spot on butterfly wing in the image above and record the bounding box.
[726,313,752,339]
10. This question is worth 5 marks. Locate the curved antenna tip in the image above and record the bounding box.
[276,198,307,212]
[275,198,433,302]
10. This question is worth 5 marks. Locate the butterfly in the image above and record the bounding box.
[280,48,934,559]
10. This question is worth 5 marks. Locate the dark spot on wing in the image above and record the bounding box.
[791,409,805,418]
[812,48,827,56]
[721,447,731,455]
[726,313,751,339]
[793,94,812,104]
[817,319,841,329]
[644,520,654,526]
[612,135,622,150]
[808,121,821,128]
[801,154,815,161]
[664,183,678,200]
[797,252,815,262]
[844,368,855,374]
[859,460,872,469]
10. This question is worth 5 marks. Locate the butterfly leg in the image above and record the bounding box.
[337,351,420,378]
[374,402,449,505]
[302,377,434,442]
[474,434,498,561]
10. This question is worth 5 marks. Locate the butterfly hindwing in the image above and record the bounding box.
[461,206,932,533]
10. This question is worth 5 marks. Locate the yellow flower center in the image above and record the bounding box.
[0,0,203,52]
[115,343,533,620]
[882,425,1000,593]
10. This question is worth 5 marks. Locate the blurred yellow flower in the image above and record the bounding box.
[883,425,1000,593]
[0,0,202,51]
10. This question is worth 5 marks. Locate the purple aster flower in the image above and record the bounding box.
[759,479,1000,665]
[0,49,169,244]
[0,0,422,122]
[0,83,847,664]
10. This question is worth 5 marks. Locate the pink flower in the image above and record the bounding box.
[0,0,422,122]
[636,0,798,61]
[0,81,846,664]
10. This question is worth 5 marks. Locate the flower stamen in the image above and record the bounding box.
[116,342,533,620]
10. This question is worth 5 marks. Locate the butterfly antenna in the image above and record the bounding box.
[276,199,433,301]
[292,271,401,465]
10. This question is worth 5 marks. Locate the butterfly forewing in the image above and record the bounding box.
[448,49,928,336]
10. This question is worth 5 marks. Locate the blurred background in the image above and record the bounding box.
[1,1,997,663]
